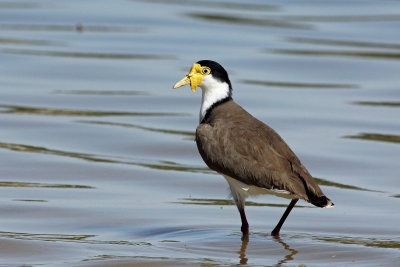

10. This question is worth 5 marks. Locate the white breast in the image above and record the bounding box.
[199,75,230,123]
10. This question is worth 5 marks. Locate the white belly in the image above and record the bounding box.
[223,175,297,208]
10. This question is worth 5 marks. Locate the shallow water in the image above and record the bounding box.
[1,0,399,266]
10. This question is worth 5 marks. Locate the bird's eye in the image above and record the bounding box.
[201,67,211,75]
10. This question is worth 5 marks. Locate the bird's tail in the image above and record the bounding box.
[311,196,334,208]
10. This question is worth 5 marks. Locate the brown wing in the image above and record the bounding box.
[196,100,327,205]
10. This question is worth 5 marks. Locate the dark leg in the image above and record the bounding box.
[271,199,298,237]
[239,207,249,235]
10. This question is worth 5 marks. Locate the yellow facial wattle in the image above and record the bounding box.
[173,63,211,92]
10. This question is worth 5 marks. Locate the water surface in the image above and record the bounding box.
[0,0,399,266]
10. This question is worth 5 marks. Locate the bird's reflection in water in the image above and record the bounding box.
[238,234,249,264]
[236,234,298,266]
[273,236,298,266]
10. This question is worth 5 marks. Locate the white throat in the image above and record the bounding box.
[199,75,230,123]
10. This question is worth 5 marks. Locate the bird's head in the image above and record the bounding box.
[173,60,232,96]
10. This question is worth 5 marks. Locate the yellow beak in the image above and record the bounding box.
[173,63,204,92]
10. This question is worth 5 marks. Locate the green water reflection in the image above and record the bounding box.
[241,79,358,89]
[0,37,59,46]
[0,142,373,191]
[53,90,151,96]
[353,101,400,107]
[0,23,143,33]
[187,13,311,29]
[270,49,400,60]
[287,37,400,50]
[0,104,187,117]
[345,133,400,144]
[132,0,277,12]
[0,142,208,173]
[0,2,42,9]
[316,236,400,249]
[313,177,377,192]
[0,231,151,246]
[173,198,309,208]
[13,199,48,202]
[78,120,195,138]
[1,48,175,60]
[285,14,400,22]
[0,181,94,189]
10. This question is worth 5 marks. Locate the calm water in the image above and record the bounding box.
[1,0,400,266]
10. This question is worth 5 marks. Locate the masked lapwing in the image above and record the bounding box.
[173,60,333,237]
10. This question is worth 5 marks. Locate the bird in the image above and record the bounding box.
[173,60,333,237]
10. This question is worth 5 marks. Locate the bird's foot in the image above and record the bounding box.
[241,224,249,236]
[271,229,280,238]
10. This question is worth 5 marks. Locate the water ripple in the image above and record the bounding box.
[132,0,278,12]
[186,13,312,29]
[52,90,151,96]
[316,235,400,249]
[0,142,383,193]
[172,198,310,208]
[286,37,400,50]
[0,181,94,189]
[241,79,358,89]
[285,14,400,23]
[0,142,209,173]
[270,48,400,60]
[0,2,44,9]
[314,177,379,192]
[1,48,175,60]
[0,37,61,46]
[0,23,144,33]
[344,133,400,144]
[352,101,400,107]
[78,120,195,138]
[0,231,151,246]
[0,104,187,117]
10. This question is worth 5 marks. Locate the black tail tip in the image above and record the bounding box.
[324,198,334,208]
[312,196,334,208]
